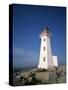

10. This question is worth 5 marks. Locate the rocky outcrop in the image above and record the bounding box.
[13,65,66,86]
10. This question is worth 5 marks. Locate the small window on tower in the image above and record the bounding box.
[44,38,45,41]
[43,47,45,51]
[43,57,45,62]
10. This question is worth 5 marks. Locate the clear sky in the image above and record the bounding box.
[13,4,66,69]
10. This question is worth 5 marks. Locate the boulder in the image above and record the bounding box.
[35,72,49,81]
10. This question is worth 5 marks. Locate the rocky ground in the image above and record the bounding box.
[13,65,66,86]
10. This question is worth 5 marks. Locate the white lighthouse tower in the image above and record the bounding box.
[38,27,58,69]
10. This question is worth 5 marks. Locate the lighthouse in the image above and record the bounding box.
[38,27,58,69]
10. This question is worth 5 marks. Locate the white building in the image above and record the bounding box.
[38,27,58,69]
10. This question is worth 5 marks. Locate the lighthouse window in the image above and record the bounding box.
[44,38,45,41]
[43,57,45,62]
[43,47,45,50]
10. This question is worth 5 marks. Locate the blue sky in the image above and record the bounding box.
[13,4,66,69]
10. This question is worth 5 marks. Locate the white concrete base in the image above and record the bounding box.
[52,56,58,67]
